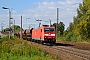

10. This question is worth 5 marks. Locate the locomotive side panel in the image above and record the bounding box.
[32,28,42,40]
[40,27,44,41]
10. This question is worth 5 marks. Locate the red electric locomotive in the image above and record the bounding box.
[32,25,56,44]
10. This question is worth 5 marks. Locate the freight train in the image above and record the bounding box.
[15,25,56,44]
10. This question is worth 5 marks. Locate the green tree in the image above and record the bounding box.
[67,22,74,32]
[11,25,23,32]
[61,0,90,42]
[58,22,65,35]
[53,23,56,28]
[53,22,65,35]
[2,25,23,33]
[73,0,90,40]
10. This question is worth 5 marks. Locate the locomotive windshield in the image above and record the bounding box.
[44,28,54,32]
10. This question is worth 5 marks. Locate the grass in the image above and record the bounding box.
[0,36,59,60]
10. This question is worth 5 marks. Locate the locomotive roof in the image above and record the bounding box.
[42,25,49,26]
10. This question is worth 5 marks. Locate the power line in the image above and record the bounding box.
[60,3,80,10]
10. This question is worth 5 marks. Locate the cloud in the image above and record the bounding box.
[23,0,82,29]
[0,0,83,30]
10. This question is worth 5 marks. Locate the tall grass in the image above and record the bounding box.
[0,36,10,43]
[0,36,59,60]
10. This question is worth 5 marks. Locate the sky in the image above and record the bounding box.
[0,0,83,30]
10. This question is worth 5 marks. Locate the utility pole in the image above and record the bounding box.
[57,8,59,24]
[29,24,30,29]
[36,19,42,27]
[13,19,15,36]
[49,19,51,26]
[1,24,2,31]
[1,21,4,31]
[56,8,59,39]
[2,7,11,39]
[20,15,22,38]
[34,24,35,29]
[29,24,33,29]
[9,9,11,38]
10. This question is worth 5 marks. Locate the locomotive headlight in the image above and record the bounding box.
[51,34,55,36]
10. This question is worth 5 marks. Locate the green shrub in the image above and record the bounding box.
[0,37,59,60]
[58,32,82,42]
[0,36,10,43]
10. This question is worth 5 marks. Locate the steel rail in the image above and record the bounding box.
[50,46,90,60]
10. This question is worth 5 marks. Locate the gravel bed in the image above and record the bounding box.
[27,41,90,60]
[56,41,90,51]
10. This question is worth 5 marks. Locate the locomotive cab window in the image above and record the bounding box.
[44,28,54,32]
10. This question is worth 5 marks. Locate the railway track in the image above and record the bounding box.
[27,41,90,60]
[51,46,90,60]
[37,43,90,60]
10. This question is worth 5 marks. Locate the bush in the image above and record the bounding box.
[0,36,10,43]
[0,37,59,60]
[58,31,82,42]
